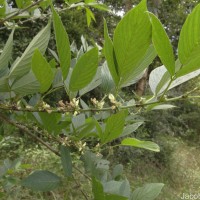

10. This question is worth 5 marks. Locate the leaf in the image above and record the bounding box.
[177,4,200,76]
[60,145,72,177]
[150,104,176,110]
[120,45,156,87]
[52,6,71,80]
[121,138,160,152]
[38,112,62,134]
[9,23,51,79]
[101,62,115,94]
[0,29,14,78]
[103,179,130,198]
[0,76,10,92]
[32,49,54,93]
[149,13,175,76]
[11,71,40,95]
[21,170,61,192]
[149,65,170,95]
[85,7,96,27]
[101,110,127,144]
[79,68,101,96]
[0,0,6,17]
[131,183,164,200]
[104,19,119,85]
[112,164,123,180]
[69,47,98,92]
[113,0,151,86]
[120,122,143,137]
[92,177,105,200]
[105,194,128,200]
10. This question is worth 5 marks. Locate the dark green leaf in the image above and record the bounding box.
[60,145,72,177]
[21,170,61,192]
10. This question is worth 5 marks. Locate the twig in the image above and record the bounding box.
[73,175,89,200]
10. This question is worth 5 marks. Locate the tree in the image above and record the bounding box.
[0,0,200,199]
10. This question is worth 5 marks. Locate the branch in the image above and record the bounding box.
[0,113,60,156]
[0,113,92,181]
[0,0,45,24]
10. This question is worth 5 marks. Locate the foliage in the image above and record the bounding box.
[0,0,200,199]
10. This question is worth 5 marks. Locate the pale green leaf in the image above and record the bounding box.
[11,71,40,95]
[60,145,72,177]
[121,138,160,152]
[131,183,164,200]
[9,23,51,79]
[178,4,200,76]
[104,19,119,85]
[149,13,175,76]
[103,180,130,198]
[21,170,61,192]
[52,6,71,80]
[0,29,14,78]
[113,0,151,84]
[120,122,143,137]
[32,49,54,93]
[69,47,98,92]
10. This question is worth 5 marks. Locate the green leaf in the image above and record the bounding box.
[101,110,127,144]
[21,170,61,192]
[0,76,10,92]
[0,29,14,78]
[113,0,151,86]
[149,13,175,76]
[60,145,72,177]
[131,183,164,200]
[69,47,98,92]
[32,49,54,93]
[121,138,160,152]
[9,23,51,79]
[120,122,143,138]
[177,4,200,77]
[85,7,96,27]
[104,19,119,85]
[79,68,101,96]
[38,112,62,134]
[11,71,40,95]
[92,177,105,200]
[120,45,156,87]
[149,65,170,95]
[0,0,6,17]
[101,62,115,94]
[52,6,71,80]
